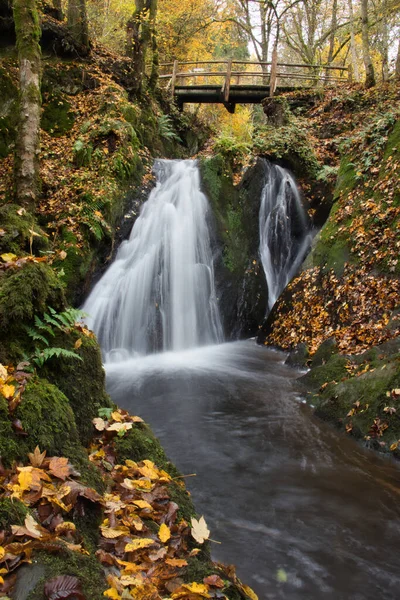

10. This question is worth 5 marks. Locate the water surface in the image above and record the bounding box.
[106,340,400,600]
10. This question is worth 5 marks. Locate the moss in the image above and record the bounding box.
[0,204,48,255]
[0,497,28,529]
[0,262,65,363]
[42,92,75,136]
[43,333,111,446]
[334,156,358,199]
[114,424,180,477]
[0,394,19,461]
[168,481,196,522]
[26,549,106,600]
[310,202,351,275]
[300,354,348,392]
[3,377,104,490]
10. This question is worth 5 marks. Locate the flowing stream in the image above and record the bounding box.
[85,160,400,600]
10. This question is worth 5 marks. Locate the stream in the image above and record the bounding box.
[83,159,400,599]
[106,341,400,600]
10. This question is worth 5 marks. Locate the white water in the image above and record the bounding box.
[83,160,222,359]
[259,162,313,311]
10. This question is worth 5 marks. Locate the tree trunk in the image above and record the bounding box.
[13,0,41,207]
[148,0,158,91]
[380,0,389,81]
[67,0,89,52]
[348,0,360,81]
[126,0,158,94]
[396,38,400,80]
[360,0,375,87]
[324,0,338,83]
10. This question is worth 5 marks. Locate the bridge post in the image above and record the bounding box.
[270,47,278,97]
[224,59,232,102]
[171,60,178,95]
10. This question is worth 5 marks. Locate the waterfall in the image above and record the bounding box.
[83,160,223,360]
[259,162,312,312]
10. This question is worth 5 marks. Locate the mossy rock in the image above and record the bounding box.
[3,377,104,490]
[114,423,180,477]
[299,354,348,392]
[0,262,65,363]
[0,204,49,255]
[43,333,111,445]
[41,91,75,137]
[26,550,106,600]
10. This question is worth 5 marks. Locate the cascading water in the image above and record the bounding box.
[259,161,312,311]
[83,160,223,359]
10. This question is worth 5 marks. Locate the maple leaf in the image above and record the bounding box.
[190,516,210,544]
[49,457,72,480]
[11,515,45,539]
[28,446,47,468]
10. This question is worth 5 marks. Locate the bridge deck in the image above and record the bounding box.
[160,59,349,113]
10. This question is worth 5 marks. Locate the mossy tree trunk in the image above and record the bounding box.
[12,0,42,207]
[126,0,158,94]
[67,0,89,53]
[396,38,400,80]
[360,0,375,88]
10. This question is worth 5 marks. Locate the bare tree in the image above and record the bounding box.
[12,0,41,206]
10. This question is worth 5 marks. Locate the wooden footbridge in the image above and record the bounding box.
[159,57,350,113]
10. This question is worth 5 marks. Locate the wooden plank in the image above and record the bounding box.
[269,47,278,97]
[171,60,178,95]
[223,59,232,102]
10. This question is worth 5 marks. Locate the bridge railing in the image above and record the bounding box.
[159,59,349,98]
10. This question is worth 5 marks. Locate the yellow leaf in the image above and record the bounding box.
[0,364,7,380]
[158,523,171,543]
[191,516,210,544]
[104,589,121,599]
[18,470,33,492]
[101,526,130,539]
[111,411,123,422]
[124,538,154,552]
[1,253,17,262]
[133,500,153,511]
[1,384,15,399]
[172,582,210,598]
[240,583,259,600]
[0,546,5,561]
[74,338,82,349]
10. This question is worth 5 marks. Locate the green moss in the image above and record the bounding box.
[0,497,28,529]
[334,156,358,199]
[300,354,348,392]
[114,424,180,477]
[310,203,350,275]
[0,204,48,255]
[0,394,20,465]
[26,550,106,600]
[43,333,111,445]
[42,92,75,136]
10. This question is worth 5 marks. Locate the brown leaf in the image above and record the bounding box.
[203,575,224,588]
[44,575,86,600]
[28,446,47,468]
[49,457,72,481]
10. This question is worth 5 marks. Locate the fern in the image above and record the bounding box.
[158,115,181,142]
[26,307,87,370]
[32,347,82,368]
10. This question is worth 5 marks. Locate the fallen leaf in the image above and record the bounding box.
[158,523,171,544]
[191,516,210,544]
[44,575,86,599]
[124,538,155,552]
[49,457,72,481]
[28,446,47,468]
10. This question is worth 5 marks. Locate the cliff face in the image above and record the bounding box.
[256,83,400,455]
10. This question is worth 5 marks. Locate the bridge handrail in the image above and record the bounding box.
[160,58,349,99]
